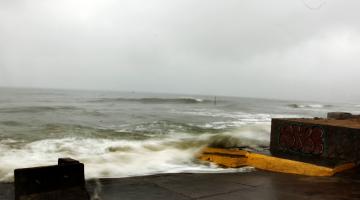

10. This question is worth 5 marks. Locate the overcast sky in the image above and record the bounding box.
[0,0,359,102]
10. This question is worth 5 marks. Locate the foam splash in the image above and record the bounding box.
[287,104,331,109]
[173,110,301,129]
[0,126,267,182]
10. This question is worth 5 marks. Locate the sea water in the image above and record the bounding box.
[0,87,358,182]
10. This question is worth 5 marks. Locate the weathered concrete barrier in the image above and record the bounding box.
[198,112,360,176]
[270,116,360,165]
[14,158,89,200]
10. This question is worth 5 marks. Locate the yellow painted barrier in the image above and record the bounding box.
[198,147,355,176]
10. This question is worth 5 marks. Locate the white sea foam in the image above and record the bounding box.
[0,126,267,182]
[173,109,300,120]
[288,103,328,109]
[179,97,204,102]
[173,109,301,129]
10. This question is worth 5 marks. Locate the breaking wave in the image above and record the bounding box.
[91,97,211,104]
[287,104,331,109]
[0,125,268,182]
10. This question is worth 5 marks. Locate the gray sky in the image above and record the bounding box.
[0,0,359,102]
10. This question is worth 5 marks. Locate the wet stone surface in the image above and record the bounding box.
[86,168,360,200]
[2,168,360,200]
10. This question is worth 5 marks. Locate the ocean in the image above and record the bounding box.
[0,87,359,182]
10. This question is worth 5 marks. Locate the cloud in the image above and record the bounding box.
[0,0,360,102]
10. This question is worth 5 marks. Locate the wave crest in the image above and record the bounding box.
[287,104,331,109]
[92,97,210,104]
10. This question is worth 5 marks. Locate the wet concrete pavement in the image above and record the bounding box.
[86,168,360,200]
[2,169,360,200]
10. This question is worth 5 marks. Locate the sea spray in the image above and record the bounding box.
[0,125,268,181]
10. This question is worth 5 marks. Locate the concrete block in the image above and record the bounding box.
[270,118,360,165]
[14,158,89,200]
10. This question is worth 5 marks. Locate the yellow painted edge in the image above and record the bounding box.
[198,147,356,176]
[246,152,334,176]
